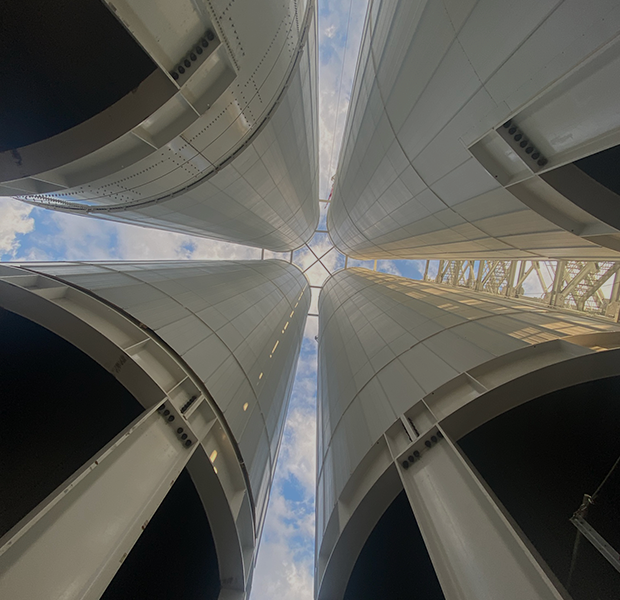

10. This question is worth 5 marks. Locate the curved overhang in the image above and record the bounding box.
[0,0,319,252]
[328,0,620,261]
[316,330,620,600]
[0,265,253,599]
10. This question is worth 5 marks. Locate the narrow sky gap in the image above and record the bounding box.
[0,2,394,598]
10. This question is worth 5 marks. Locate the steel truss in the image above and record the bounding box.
[424,259,620,320]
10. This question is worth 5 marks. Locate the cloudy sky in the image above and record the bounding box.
[0,1,420,597]
[0,0,574,597]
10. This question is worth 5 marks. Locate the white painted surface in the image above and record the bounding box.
[316,268,620,599]
[25,260,310,530]
[329,0,620,259]
[2,0,319,251]
[0,260,309,599]
[400,436,563,600]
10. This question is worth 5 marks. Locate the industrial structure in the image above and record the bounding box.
[316,268,620,600]
[424,258,620,320]
[2,0,620,599]
[0,260,309,600]
[0,0,319,250]
[329,0,620,261]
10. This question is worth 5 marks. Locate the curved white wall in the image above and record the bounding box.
[29,259,309,526]
[0,259,309,600]
[1,0,319,250]
[329,0,620,260]
[316,268,620,599]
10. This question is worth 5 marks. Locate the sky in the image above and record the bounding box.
[0,3,616,598]
[0,2,382,597]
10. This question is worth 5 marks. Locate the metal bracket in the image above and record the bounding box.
[570,514,620,574]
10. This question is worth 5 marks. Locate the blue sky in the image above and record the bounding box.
[0,2,425,597]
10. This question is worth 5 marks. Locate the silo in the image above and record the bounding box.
[317,268,620,600]
[0,259,309,600]
[0,0,319,250]
[329,0,620,260]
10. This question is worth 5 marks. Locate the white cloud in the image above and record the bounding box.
[417,259,437,280]
[0,197,35,257]
[319,0,370,199]
[251,341,317,600]
[9,207,259,263]
[189,235,260,261]
[304,314,319,341]
[324,24,336,38]
[376,260,403,276]
[251,492,314,600]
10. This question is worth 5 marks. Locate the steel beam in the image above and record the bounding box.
[428,259,620,320]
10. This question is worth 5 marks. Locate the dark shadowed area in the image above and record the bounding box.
[343,489,445,600]
[460,375,620,600]
[0,0,155,151]
[575,144,620,197]
[101,468,221,600]
[0,307,143,537]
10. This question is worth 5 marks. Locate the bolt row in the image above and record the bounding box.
[180,395,197,414]
[401,430,443,469]
[157,404,193,447]
[502,120,548,167]
[176,426,192,447]
[171,30,216,81]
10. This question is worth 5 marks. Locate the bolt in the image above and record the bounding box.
[408,455,415,462]
[157,405,166,413]
[431,435,438,444]
[206,30,215,41]
[185,439,192,447]
[503,120,511,129]
[177,427,184,434]
[413,450,420,458]
[436,431,443,439]
[168,415,175,422]
[537,158,548,167]
[509,127,517,135]
[514,133,523,142]
[532,152,540,160]
[181,433,188,440]
[425,440,432,448]
[201,38,209,48]
[178,65,185,74]
[171,71,179,81]
[519,140,528,148]
[402,460,409,469]
[196,46,203,55]
[525,146,534,154]
[184,59,191,68]
[163,409,170,416]
[190,52,197,61]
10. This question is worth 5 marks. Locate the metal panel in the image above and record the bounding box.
[4,0,319,251]
[316,268,620,600]
[329,0,620,259]
[0,260,310,600]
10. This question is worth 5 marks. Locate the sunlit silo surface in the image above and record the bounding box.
[329,0,620,260]
[0,260,309,600]
[316,268,620,600]
[0,0,319,250]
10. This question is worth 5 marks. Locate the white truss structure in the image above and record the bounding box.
[258,201,620,325]
[424,259,620,321]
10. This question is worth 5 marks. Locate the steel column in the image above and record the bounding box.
[397,434,564,600]
[0,407,198,600]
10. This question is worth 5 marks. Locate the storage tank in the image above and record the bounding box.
[317,268,620,600]
[0,259,309,600]
[0,0,319,250]
[329,0,620,260]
